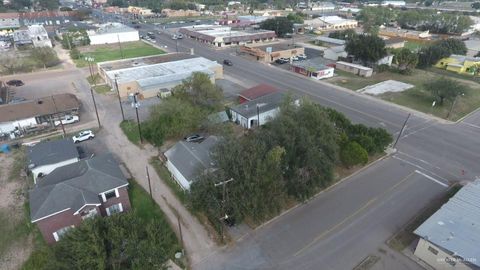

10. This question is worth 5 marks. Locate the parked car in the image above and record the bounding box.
[223,59,233,66]
[6,80,24,86]
[54,115,79,126]
[184,134,205,142]
[291,56,299,61]
[297,54,307,60]
[275,58,289,64]
[176,33,183,39]
[72,130,95,143]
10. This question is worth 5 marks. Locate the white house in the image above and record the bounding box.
[88,23,139,45]
[230,92,299,129]
[323,45,347,61]
[381,0,406,6]
[28,25,52,48]
[164,136,219,190]
[27,138,80,182]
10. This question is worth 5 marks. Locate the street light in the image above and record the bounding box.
[84,56,101,128]
[114,74,125,121]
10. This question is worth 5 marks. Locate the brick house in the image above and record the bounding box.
[29,154,131,244]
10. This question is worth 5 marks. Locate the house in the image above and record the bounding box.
[413,180,480,270]
[13,30,33,48]
[381,0,406,6]
[239,43,305,62]
[87,23,139,45]
[28,25,52,48]
[323,45,347,61]
[230,92,299,129]
[0,93,81,137]
[0,13,20,30]
[336,61,373,77]
[164,136,219,190]
[27,138,80,182]
[29,154,131,244]
[309,2,335,12]
[291,57,335,79]
[304,16,358,31]
[161,9,200,17]
[376,54,394,66]
[127,6,153,16]
[238,84,279,103]
[435,54,480,76]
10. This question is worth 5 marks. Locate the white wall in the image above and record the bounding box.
[166,160,191,190]
[414,238,475,270]
[324,49,347,61]
[32,158,80,183]
[0,117,38,134]
[246,108,280,129]
[89,31,139,45]
[313,67,335,79]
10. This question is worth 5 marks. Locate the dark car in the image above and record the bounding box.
[184,134,205,142]
[6,80,24,87]
[223,59,233,66]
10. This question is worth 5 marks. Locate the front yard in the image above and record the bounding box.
[326,69,480,121]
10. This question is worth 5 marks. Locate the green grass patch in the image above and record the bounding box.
[150,158,188,204]
[86,73,103,85]
[120,120,141,146]
[94,84,111,94]
[427,67,480,84]
[8,148,26,182]
[403,40,431,51]
[74,41,164,67]
[0,203,32,257]
[129,179,169,223]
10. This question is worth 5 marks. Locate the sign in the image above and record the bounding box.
[265,47,272,53]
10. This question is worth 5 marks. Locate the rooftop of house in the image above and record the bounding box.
[27,25,48,36]
[326,45,346,53]
[27,138,79,169]
[315,36,346,45]
[291,57,334,71]
[0,93,80,122]
[230,92,295,118]
[449,54,480,64]
[414,180,480,268]
[238,83,279,101]
[164,136,219,185]
[29,154,129,222]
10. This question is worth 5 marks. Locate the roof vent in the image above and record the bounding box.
[437,221,445,226]
[37,100,43,104]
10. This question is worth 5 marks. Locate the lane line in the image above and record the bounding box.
[293,171,415,257]
[392,156,449,183]
[414,170,449,188]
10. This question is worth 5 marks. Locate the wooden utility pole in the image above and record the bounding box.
[214,178,234,242]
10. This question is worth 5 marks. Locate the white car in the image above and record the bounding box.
[72,130,95,143]
[54,115,79,126]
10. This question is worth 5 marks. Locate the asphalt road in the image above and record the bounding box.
[99,15,480,269]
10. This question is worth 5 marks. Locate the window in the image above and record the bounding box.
[445,257,456,266]
[53,226,74,241]
[428,246,438,255]
[81,208,98,220]
[106,203,123,216]
[105,190,116,200]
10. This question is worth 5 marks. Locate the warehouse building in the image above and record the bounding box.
[88,23,139,45]
[304,16,358,31]
[97,53,223,99]
[179,25,276,47]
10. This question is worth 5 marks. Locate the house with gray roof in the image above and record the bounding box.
[413,180,480,269]
[27,138,80,183]
[164,136,219,190]
[29,154,131,244]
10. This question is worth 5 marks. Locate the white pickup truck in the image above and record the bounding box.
[54,115,79,126]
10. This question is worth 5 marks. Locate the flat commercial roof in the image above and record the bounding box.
[179,25,275,43]
[414,180,480,267]
[103,57,221,85]
[90,22,137,35]
[98,53,196,71]
[250,43,301,52]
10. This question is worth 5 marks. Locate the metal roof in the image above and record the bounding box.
[414,180,480,267]
[292,58,334,71]
[315,36,346,45]
[230,92,293,118]
[27,138,79,168]
[29,154,128,222]
[90,22,137,35]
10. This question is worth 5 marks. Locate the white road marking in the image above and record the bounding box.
[392,156,449,183]
[460,121,480,130]
[414,170,449,188]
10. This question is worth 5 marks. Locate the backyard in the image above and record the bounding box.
[326,69,480,121]
[74,41,164,67]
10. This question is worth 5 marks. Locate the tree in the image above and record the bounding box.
[357,7,396,33]
[286,12,304,24]
[418,39,467,68]
[345,34,387,66]
[259,17,294,38]
[69,48,81,59]
[340,141,368,168]
[38,0,59,10]
[392,48,418,74]
[173,72,223,110]
[472,2,480,9]
[30,47,60,69]
[328,29,357,40]
[424,77,469,105]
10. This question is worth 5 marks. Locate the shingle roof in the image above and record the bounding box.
[230,92,292,118]
[238,84,279,101]
[164,136,219,185]
[29,154,128,222]
[27,138,79,168]
[414,180,480,267]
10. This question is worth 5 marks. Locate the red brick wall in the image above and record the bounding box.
[99,186,131,216]
[35,209,82,245]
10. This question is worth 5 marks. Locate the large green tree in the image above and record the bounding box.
[340,141,368,168]
[328,29,357,40]
[30,47,60,69]
[357,7,396,33]
[424,77,469,105]
[345,34,387,66]
[418,39,467,68]
[174,72,223,111]
[260,17,294,38]
[392,48,418,73]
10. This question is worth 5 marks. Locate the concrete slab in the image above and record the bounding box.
[358,80,414,96]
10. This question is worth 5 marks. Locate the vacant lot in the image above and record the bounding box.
[74,41,165,67]
[326,69,480,121]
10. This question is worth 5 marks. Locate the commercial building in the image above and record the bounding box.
[237,15,271,25]
[30,154,131,244]
[97,54,223,99]
[127,6,153,16]
[179,25,276,47]
[381,0,406,6]
[13,25,52,48]
[0,93,80,137]
[315,36,346,46]
[435,54,480,76]
[414,180,480,270]
[164,136,219,190]
[309,2,335,11]
[239,43,305,62]
[0,13,20,30]
[336,61,373,77]
[291,58,335,80]
[88,23,139,45]
[304,16,358,31]
[379,27,431,40]
[161,9,200,17]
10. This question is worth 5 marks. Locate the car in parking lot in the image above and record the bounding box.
[72,130,95,143]
[223,59,233,66]
[297,54,307,60]
[6,80,24,86]
[54,115,79,126]
[275,58,289,64]
[291,56,299,61]
[184,134,205,142]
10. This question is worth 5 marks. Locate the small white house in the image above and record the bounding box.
[27,139,80,183]
[323,45,347,61]
[230,92,299,129]
[88,23,139,45]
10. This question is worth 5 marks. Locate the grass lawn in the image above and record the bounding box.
[150,158,188,204]
[403,40,431,51]
[94,84,111,94]
[74,41,164,67]
[326,69,480,121]
[120,120,141,146]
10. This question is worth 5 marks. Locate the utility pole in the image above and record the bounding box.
[117,34,124,59]
[393,113,411,149]
[146,165,152,200]
[133,93,143,144]
[114,74,125,121]
[177,215,185,256]
[85,56,101,128]
[51,95,66,137]
[214,178,234,242]
[256,104,260,127]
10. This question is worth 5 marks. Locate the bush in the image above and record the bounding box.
[340,141,368,168]
[69,48,81,60]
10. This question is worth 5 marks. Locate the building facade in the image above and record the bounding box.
[336,61,373,77]
[239,44,305,62]
[88,23,139,45]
